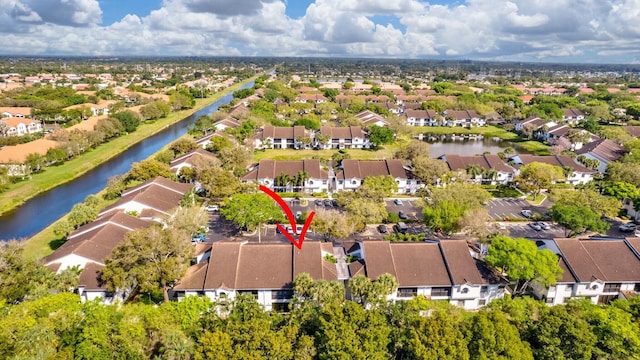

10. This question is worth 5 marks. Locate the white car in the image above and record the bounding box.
[529,222,542,231]
[619,223,637,233]
[537,222,551,230]
[520,210,533,218]
[206,204,219,212]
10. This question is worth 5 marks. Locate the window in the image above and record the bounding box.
[351,180,358,185]
[478,299,486,306]
[634,283,640,292]
[431,287,451,297]
[546,297,554,304]
[238,290,258,299]
[271,290,293,300]
[603,283,621,293]
[397,288,417,298]
[322,180,327,185]
[565,285,573,293]
[308,180,313,185]
[456,300,465,307]
[598,294,618,304]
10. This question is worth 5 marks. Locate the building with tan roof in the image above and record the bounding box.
[0,107,32,118]
[346,240,507,309]
[508,154,596,185]
[1,117,42,137]
[443,109,485,128]
[404,109,443,126]
[575,138,626,173]
[335,159,422,194]
[536,237,640,305]
[354,110,389,127]
[562,108,585,124]
[98,177,193,221]
[171,241,338,310]
[170,148,219,175]
[439,154,516,185]
[242,159,329,193]
[316,126,369,149]
[253,125,309,149]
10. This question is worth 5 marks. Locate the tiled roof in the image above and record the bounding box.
[319,126,365,139]
[340,159,409,179]
[259,125,307,140]
[176,242,338,291]
[242,159,328,181]
[443,154,515,173]
[361,241,451,287]
[575,139,626,163]
[555,238,640,282]
[515,155,595,173]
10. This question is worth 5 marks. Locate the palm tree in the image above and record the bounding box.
[465,164,484,183]
[483,168,498,184]
[294,171,309,192]
[275,172,292,192]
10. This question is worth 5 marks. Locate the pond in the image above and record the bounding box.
[417,134,532,158]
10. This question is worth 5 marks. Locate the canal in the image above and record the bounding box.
[0,83,252,240]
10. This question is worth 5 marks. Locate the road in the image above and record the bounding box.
[487,197,552,220]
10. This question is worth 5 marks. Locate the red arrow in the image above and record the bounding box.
[259,185,315,249]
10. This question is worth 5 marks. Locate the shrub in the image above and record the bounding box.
[323,254,337,263]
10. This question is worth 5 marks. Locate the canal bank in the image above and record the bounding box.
[0,75,259,216]
[0,77,259,241]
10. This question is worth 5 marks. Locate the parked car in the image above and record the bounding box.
[324,199,333,207]
[395,222,409,234]
[296,211,302,219]
[377,224,388,234]
[619,223,637,233]
[206,204,219,212]
[398,211,408,220]
[394,199,403,206]
[315,199,323,206]
[529,222,542,231]
[191,233,206,242]
[520,209,532,218]
[537,222,551,230]
[332,199,338,207]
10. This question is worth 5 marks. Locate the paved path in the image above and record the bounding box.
[333,245,350,280]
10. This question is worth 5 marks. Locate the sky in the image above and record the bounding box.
[1,0,640,64]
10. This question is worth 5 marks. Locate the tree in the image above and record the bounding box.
[359,175,398,200]
[464,309,534,360]
[412,156,448,185]
[165,206,209,237]
[111,111,141,132]
[218,145,251,177]
[423,183,491,233]
[205,135,233,153]
[310,208,360,241]
[406,310,470,359]
[344,197,387,225]
[220,193,285,241]
[169,138,198,157]
[603,181,640,200]
[528,304,596,360]
[368,125,395,145]
[517,162,564,200]
[102,226,194,302]
[550,189,620,218]
[196,167,241,200]
[24,153,45,174]
[394,139,430,162]
[549,204,610,237]
[606,162,640,187]
[486,236,563,294]
[576,155,600,170]
[0,241,56,302]
[127,159,172,183]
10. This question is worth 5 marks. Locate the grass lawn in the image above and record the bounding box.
[486,186,522,198]
[23,189,120,260]
[0,77,257,215]
[526,194,547,205]
[253,147,399,161]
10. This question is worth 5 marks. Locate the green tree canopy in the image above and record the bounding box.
[549,203,610,237]
[485,235,563,294]
[517,162,564,200]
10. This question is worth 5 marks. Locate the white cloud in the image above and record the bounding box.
[0,0,639,63]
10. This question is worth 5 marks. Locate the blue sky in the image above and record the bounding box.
[1,0,640,64]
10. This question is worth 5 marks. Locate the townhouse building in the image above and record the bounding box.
[334,159,422,194]
[241,159,330,193]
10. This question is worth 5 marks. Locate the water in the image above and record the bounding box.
[0,82,253,240]
[418,134,532,158]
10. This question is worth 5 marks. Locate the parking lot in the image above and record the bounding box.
[490,221,566,238]
[385,198,422,221]
[487,197,551,220]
